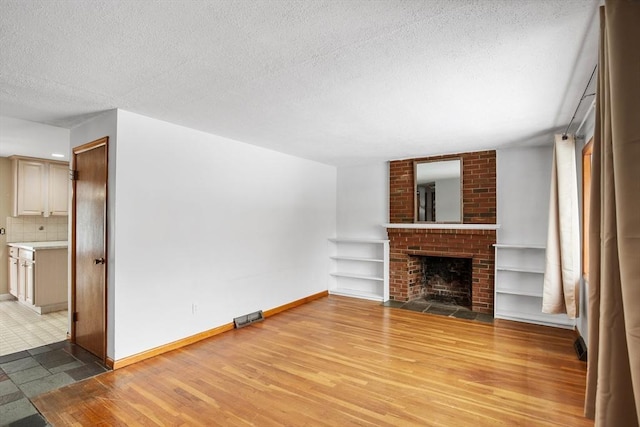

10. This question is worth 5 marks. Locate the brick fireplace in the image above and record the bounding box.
[386,150,497,314]
[387,227,496,313]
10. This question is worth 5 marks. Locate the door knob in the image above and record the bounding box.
[94,257,105,265]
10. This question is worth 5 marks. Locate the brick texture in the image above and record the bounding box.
[389,150,496,223]
[387,150,497,314]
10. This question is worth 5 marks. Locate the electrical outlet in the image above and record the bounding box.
[0,227,5,235]
[192,303,197,314]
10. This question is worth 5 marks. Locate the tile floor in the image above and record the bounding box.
[383,298,495,323]
[0,301,68,356]
[0,341,108,426]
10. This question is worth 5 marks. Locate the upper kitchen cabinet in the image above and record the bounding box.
[14,158,46,215]
[48,162,70,216]
[11,156,69,217]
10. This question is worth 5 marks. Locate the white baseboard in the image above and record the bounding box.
[0,293,17,301]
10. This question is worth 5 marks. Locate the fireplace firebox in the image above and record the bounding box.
[420,256,472,308]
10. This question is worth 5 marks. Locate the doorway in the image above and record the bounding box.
[71,137,108,361]
[0,158,69,356]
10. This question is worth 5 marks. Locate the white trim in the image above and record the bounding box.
[383,223,500,230]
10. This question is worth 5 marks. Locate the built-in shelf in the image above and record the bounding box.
[495,288,543,298]
[495,308,575,329]
[494,244,574,329]
[493,244,546,249]
[330,272,385,281]
[328,238,389,302]
[496,266,545,274]
[328,288,384,302]
[330,256,384,263]
[384,223,501,230]
[329,238,389,243]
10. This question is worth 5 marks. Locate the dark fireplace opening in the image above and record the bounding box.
[421,256,472,309]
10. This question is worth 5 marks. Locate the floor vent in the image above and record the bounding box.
[234,310,264,329]
[574,336,587,361]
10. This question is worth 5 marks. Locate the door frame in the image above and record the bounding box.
[70,137,109,362]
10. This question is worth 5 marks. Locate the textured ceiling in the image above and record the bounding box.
[0,0,599,166]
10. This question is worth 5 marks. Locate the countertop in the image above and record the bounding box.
[8,241,69,250]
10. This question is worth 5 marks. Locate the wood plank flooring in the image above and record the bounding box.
[33,296,592,426]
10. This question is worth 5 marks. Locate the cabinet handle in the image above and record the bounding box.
[94,257,105,265]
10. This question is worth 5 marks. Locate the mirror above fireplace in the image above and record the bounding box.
[414,159,462,223]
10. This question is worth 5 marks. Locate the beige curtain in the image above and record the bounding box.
[585,1,640,425]
[542,134,580,318]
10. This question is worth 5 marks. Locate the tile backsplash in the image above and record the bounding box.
[5,216,68,243]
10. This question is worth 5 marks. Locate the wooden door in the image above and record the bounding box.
[72,138,108,360]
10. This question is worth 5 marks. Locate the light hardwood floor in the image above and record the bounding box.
[33,296,592,426]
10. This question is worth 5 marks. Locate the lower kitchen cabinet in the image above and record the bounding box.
[8,249,19,297]
[20,258,35,305]
[7,243,68,314]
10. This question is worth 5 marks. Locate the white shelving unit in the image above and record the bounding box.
[328,238,389,302]
[494,244,574,329]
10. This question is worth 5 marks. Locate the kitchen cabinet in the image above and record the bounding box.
[15,159,46,215]
[7,242,68,314]
[8,247,19,297]
[20,258,34,305]
[11,156,69,217]
[48,163,70,216]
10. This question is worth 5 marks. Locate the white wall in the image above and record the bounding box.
[336,162,388,239]
[497,146,553,245]
[0,116,70,158]
[111,110,336,359]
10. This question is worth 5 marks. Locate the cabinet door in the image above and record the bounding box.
[48,163,70,216]
[23,261,35,305]
[16,160,46,215]
[17,261,26,301]
[8,257,18,297]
